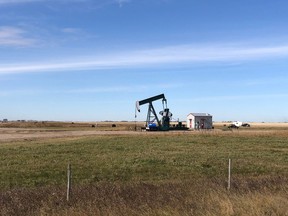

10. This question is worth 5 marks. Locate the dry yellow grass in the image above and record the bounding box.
[2,177,287,216]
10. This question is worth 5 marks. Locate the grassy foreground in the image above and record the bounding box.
[1,131,288,215]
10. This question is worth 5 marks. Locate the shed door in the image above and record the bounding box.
[200,119,205,129]
[189,119,192,128]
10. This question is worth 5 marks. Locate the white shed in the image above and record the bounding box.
[187,113,213,130]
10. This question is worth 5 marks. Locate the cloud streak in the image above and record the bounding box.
[1,43,288,74]
[0,0,119,5]
[177,93,288,103]
[0,26,37,47]
[117,0,131,7]
[0,0,45,4]
[0,0,90,4]
[0,82,182,97]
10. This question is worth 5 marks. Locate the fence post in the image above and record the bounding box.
[67,163,72,201]
[227,159,231,190]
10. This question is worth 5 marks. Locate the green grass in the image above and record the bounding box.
[1,133,287,189]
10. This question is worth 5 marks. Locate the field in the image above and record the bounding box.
[0,122,288,215]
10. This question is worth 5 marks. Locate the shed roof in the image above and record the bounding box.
[187,113,212,117]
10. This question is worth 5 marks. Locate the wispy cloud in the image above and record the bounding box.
[0,0,44,4]
[0,83,182,97]
[116,0,131,7]
[0,25,92,48]
[0,0,119,6]
[0,26,37,47]
[65,86,135,94]
[65,83,182,94]
[1,43,288,74]
[172,93,288,104]
[61,28,82,34]
[0,89,38,97]
[178,93,288,103]
[0,0,90,4]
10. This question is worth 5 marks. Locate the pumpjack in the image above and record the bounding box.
[135,93,173,131]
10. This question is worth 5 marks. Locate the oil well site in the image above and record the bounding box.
[0,94,288,216]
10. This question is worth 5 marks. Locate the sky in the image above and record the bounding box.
[1,0,288,122]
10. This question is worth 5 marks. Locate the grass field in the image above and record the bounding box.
[0,122,288,215]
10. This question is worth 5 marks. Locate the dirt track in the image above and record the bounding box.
[0,128,145,142]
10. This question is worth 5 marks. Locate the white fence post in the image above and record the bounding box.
[67,163,72,201]
[227,159,231,190]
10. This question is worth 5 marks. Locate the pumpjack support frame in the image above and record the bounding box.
[136,93,169,131]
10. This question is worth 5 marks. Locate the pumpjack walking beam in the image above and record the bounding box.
[137,94,166,107]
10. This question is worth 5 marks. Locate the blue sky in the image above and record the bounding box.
[1,0,288,122]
